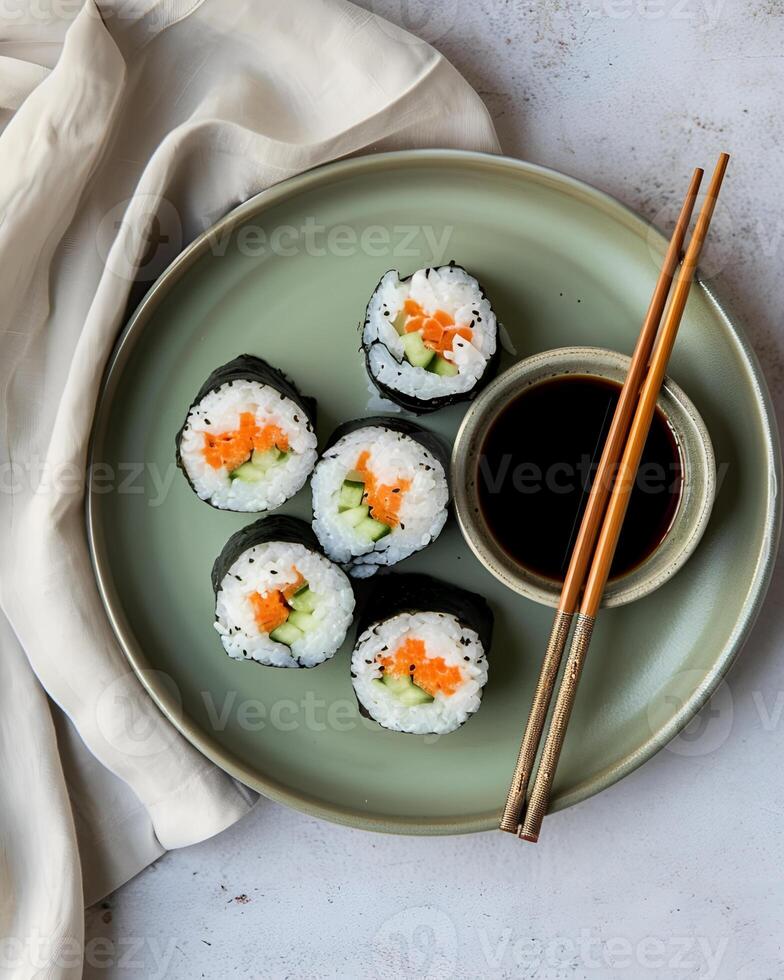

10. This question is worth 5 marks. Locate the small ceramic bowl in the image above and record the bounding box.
[452,346,716,608]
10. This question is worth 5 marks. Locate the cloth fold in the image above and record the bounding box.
[0,0,498,974]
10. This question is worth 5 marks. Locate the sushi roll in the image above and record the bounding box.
[351,574,493,734]
[212,516,354,668]
[176,355,317,512]
[311,417,449,578]
[361,262,499,413]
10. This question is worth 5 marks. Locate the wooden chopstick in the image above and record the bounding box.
[499,166,705,835]
[519,152,730,843]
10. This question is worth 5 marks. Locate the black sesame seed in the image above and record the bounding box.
[270,570,278,575]
[410,664,416,671]
[464,656,470,661]
[249,558,254,563]
[294,415,299,422]
[204,418,211,425]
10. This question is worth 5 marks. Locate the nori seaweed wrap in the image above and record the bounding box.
[211,516,354,669]
[176,355,318,513]
[361,263,500,414]
[311,417,450,577]
[351,573,493,734]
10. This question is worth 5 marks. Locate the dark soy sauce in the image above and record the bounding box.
[478,374,683,582]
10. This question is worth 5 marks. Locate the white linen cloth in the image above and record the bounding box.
[0,0,498,975]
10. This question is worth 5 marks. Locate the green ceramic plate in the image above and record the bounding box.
[88,150,780,834]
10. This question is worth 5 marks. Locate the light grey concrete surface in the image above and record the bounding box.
[85,2,784,977]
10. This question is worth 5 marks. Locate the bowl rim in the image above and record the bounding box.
[451,345,717,608]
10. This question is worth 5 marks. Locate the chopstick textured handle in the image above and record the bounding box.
[520,613,596,842]
[499,609,574,833]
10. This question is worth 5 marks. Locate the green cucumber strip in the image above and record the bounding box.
[287,610,316,632]
[288,586,317,613]
[269,622,303,646]
[252,447,288,469]
[397,684,434,706]
[229,460,266,482]
[339,504,369,528]
[380,672,434,705]
[429,355,459,377]
[356,516,391,542]
[230,446,290,481]
[381,674,412,695]
[338,479,365,512]
[401,331,434,369]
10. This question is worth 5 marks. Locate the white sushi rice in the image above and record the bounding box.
[363,265,497,403]
[351,611,488,734]
[311,426,449,577]
[214,540,354,668]
[179,379,317,512]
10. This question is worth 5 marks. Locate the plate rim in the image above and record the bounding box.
[87,148,782,835]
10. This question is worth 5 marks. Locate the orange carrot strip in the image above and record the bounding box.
[379,637,463,697]
[249,566,305,634]
[404,298,423,316]
[354,452,410,527]
[202,413,289,470]
[436,325,473,353]
[404,315,426,334]
[421,318,445,345]
[249,590,289,633]
[253,423,289,454]
[282,568,305,599]
[432,309,454,327]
